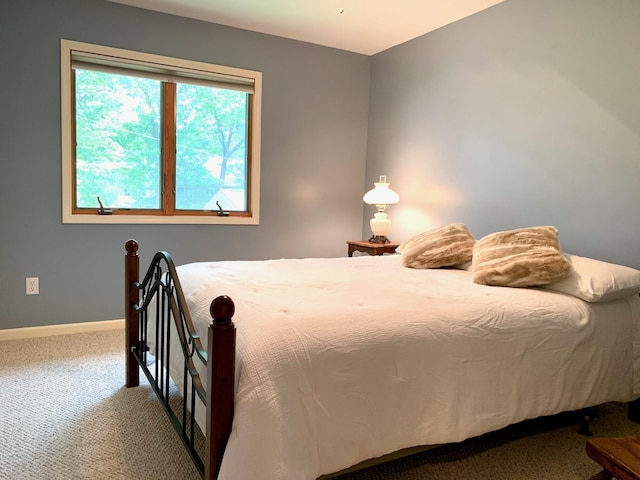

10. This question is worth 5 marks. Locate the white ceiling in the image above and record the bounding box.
[106,0,506,55]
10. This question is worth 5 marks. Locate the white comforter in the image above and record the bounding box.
[170,254,640,480]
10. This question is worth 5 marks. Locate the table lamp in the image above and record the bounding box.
[363,175,399,243]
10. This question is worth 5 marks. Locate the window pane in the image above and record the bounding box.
[75,69,161,209]
[175,83,248,211]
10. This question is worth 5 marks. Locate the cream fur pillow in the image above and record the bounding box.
[401,223,475,269]
[472,226,571,287]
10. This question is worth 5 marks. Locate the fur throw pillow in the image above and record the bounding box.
[472,226,571,287]
[401,223,475,269]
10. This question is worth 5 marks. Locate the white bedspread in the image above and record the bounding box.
[170,254,640,480]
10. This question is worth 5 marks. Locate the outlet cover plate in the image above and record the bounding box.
[26,277,39,295]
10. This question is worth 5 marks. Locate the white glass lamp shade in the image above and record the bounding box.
[362,175,400,208]
[363,175,399,243]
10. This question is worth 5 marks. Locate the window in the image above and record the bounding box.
[61,40,262,224]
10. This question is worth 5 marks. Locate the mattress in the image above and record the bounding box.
[163,254,640,480]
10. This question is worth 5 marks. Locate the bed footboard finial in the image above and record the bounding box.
[125,239,140,388]
[209,295,235,325]
[206,295,236,480]
[125,239,139,254]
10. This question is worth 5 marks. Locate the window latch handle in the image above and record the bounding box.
[216,201,230,216]
[97,196,112,215]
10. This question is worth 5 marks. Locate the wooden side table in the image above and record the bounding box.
[586,437,640,480]
[347,240,400,257]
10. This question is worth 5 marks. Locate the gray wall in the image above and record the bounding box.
[0,0,371,329]
[366,0,640,268]
[3,0,640,331]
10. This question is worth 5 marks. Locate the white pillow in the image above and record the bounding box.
[542,254,640,302]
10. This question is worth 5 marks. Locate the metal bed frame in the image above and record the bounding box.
[125,239,235,480]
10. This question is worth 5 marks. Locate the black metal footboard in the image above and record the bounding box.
[127,243,209,475]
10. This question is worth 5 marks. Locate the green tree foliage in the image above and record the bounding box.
[75,70,161,208]
[74,69,248,210]
[176,83,247,209]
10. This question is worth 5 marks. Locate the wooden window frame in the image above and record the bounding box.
[61,39,262,225]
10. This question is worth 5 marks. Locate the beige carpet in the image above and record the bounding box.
[1,329,639,480]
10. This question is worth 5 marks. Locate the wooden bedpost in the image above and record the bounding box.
[125,239,140,388]
[205,295,237,480]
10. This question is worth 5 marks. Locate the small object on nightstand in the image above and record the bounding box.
[347,240,400,257]
[363,175,400,244]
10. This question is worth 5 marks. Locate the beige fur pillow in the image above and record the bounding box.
[472,226,571,287]
[401,223,475,269]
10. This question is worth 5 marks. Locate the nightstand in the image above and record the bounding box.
[347,240,400,257]
[586,436,640,480]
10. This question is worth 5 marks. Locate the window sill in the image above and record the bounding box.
[62,213,259,225]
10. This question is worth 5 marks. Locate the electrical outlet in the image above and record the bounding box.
[26,277,39,295]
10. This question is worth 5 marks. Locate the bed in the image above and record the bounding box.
[124,228,640,480]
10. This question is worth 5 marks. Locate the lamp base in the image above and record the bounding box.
[368,235,390,244]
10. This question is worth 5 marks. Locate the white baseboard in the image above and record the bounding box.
[0,319,125,341]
